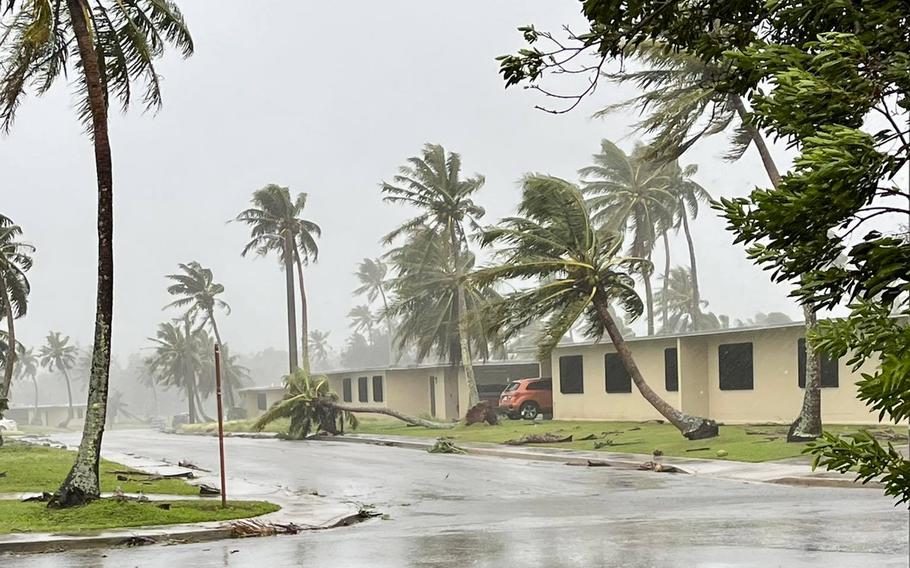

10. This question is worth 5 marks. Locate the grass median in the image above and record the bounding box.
[0,441,278,535]
[179,417,905,463]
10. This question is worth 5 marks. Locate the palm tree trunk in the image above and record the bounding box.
[208,315,234,409]
[378,286,395,364]
[679,209,701,330]
[293,250,310,375]
[31,375,39,425]
[50,0,116,509]
[594,296,718,439]
[0,282,16,405]
[194,388,212,422]
[186,368,198,424]
[735,95,821,441]
[61,369,74,427]
[643,259,655,335]
[448,226,480,409]
[283,237,299,374]
[661,231,671,330]
[327,402,456,429]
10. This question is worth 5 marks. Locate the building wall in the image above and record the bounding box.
[238,388,285,420]
[326,368,457,420]
[550,340,678,421]
[549,326,885,425]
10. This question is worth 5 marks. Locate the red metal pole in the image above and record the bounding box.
[214,343,227,508]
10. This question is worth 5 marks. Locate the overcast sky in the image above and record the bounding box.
[1,1,804,359]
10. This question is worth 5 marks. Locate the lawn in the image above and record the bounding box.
[0,442,278,535]
[0,442,198,495]
[0,499,278,534]
[179,415,906,463]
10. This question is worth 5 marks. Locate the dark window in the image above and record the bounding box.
[605,353,632,393]
[372,376,384,402]
[798,338,839,388]
[358,377,369,402]
[257,392,267,411]
[665,348,679,392]
[504,382,520,392]
[559,355,584,394]
[719,343,754,390]
[342,378,352,402]
[429,376,437,417]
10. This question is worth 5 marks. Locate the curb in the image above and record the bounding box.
[0,509,368,554]
[766,476,884,490]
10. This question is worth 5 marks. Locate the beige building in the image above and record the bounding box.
[5,404,86,427]
[548,322,882,425]
[238,361,540,421]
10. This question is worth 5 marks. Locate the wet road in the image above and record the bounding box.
[4,430,909,567]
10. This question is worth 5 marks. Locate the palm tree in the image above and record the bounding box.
[348,305,376,345]
[200,343,249,419]
[253,369,358,439]
[354,258,395,360]
[478,174,717,439]
[381,143,487,407]
[0,215,33,411]
[38,332,78,427]
[655,267,721,333]
[1,0,193,507]
[236,185,321,374]
[164,261,236,408]
[579,140,675,336]
[602,41,821,441]
[308,330,331,367]
[14,346,39,423]
[664,161,711,328]
[387,228,502,405]
[147,317,209,424]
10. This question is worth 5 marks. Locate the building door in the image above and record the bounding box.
[429,376,437,417]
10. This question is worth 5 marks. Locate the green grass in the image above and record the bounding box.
[0,442,199,495]
[349,419,905,463]
[0,499,279,534]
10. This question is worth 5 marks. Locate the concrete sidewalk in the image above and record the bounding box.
[0,442,365,554]
[331,433,880,490]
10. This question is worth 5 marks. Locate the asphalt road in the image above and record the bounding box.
[4,430,909,567]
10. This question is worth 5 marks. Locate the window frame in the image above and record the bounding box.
[372,375,384,402]
[256,392,268,411]
[342,378,352,402]
[664,347,679,392]
[718,342,754,391]
[357,376,369,402]
[558,355,584,394]
[604,353,632,394]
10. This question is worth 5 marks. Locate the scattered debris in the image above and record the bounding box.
[627,426,641,431]
[464,401,499,426]
[21,492,52,502]
[504,433,573,445]
[578,434,597,441]
[198,483,221,496]
[567,459,611,467]
[178,460,210,472]
[122,536,157,547]
[230,519,302,537]
[157,503,171,510]
[716,450,728,457]
[652,449,664,458]
[427,437,466,454]
[639,461,685,473]
[0,471,6,478]
[593,439,615,449]
[685,447,711,452]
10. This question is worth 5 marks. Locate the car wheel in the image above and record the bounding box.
[519,401,540,420]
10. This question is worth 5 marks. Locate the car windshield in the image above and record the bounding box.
[503,382,520,392]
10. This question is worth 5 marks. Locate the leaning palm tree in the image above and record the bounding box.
[308,330,331,367]
[38,332,78,427]
[601,41,821,441]
[354,258,395,359]
[14,346,39,423]
[147,318,209,424]
[0,215,33,412]
[254,369,358,439]
[236,185,321,374]
[579,140,675,335]
[164,261,236,407]
[381,143,487,407]
[1,0,193,507]
[348,305,376,345]
[478,174,717,439]
[387,228,503,407]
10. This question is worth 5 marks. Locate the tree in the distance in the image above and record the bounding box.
[0,215,33,424]
[478,174,717,439]
[308,330,332,368]
[38,332,78,427]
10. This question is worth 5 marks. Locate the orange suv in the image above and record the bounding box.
[498,377,552,420]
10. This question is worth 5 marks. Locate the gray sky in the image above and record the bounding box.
[1,0,802,359]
